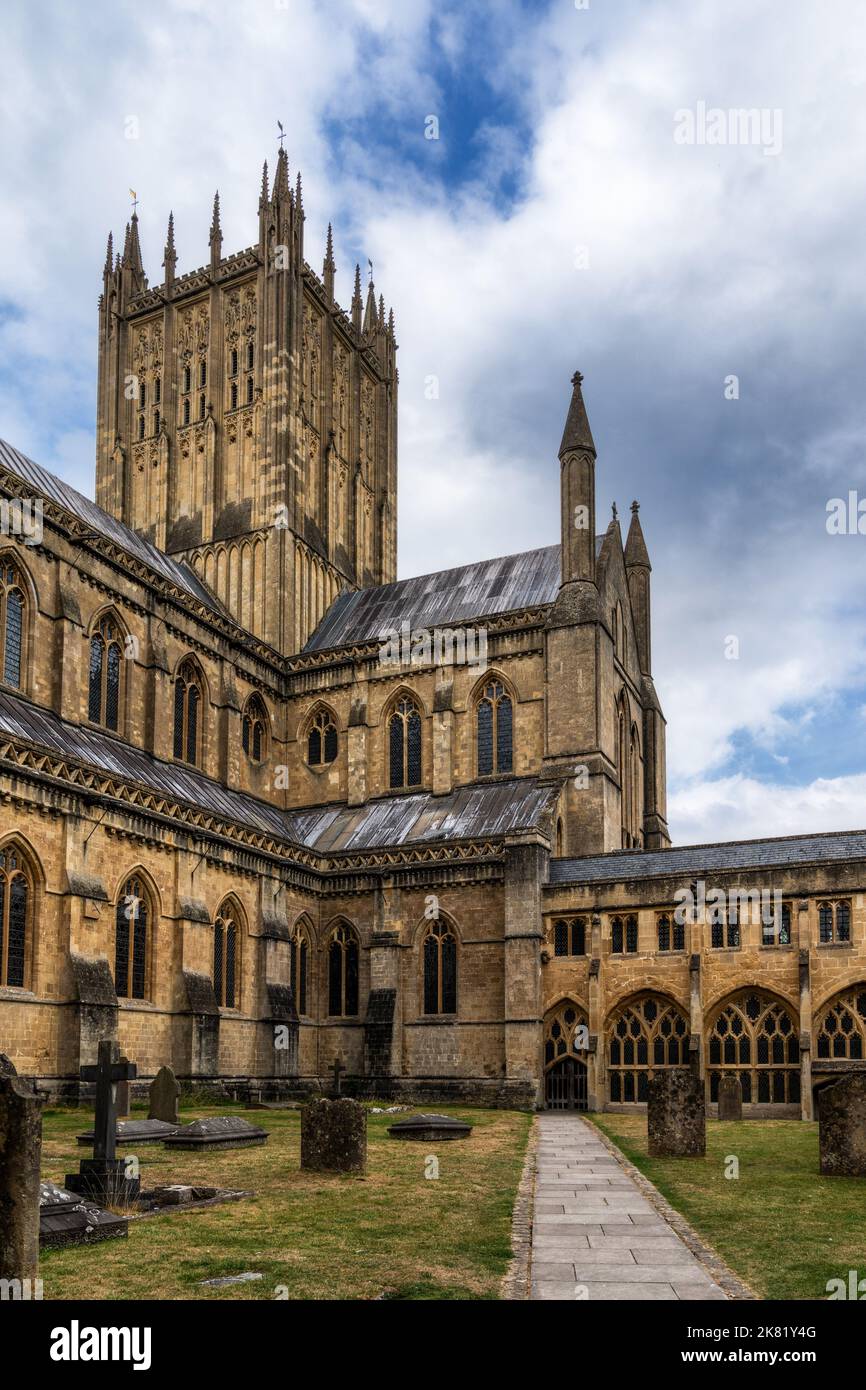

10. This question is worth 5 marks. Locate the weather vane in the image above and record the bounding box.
[277,119,286,150]
[368,257,373,284]
[129,188,139,214]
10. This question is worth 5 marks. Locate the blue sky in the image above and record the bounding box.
[2,0,866,843]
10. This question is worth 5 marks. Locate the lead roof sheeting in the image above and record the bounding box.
[0,689,557,853]
[0,437,224,616]
[548,832,866,885]
[304,543,562,651]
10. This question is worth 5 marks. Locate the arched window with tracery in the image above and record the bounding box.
[307,707,338,767]
[388,695,421,789]
[213,901,239,1008]
[608,995,689,1102]
[610,914,638,954]
[816,988,866,1060]
[242,694,269,763]
[617,696,629,847]
[327,922,359,1016]
[88,613,124,730]
[657,913,685,952]
[115,874,149,1000]
[422,918,457,1015]
[1,559,26,690]
[553,917,587,957]
[708,991,799,1105]
[0,843,30,988]
[476,679,513,776]
[290,921,310,1016]
[173,659,202,765]
[818,900,851,944]
[545,1001,589,1068]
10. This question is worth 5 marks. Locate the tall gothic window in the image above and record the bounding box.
[0,844,29,988]
[608,995,689,1103]
[328,922,359,1017]
[422,919,457,1015]
[242,694,269,763]
[711,904,741,949]
[246,339,254,371]
[213,902,239,1009]
[554,917,586,956]
[611,914,638,954]
[763,900,792,946]
[708,992,799,1105]
[88,614,123,731]
[476,679,513,776]
[388,696,422,789]
[657,913,685,952]
[115,874,149,1000]
[173,659,202,766]
[290,922,309,1016]
[307,708,337,766]
[816,989,866,1060]
[818,900,851,944]
[1,560,25,689]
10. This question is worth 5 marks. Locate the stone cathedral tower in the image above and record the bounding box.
[95,148,398,653]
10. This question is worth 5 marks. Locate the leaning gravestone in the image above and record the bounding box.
[818,1073,866,1177]
[148,1065,181,1124]
[647,1067,706,1157]
[301,1097,366,1173]
[0,1071,44,1281]
[717,1074,743,1121]
[163,1116,269,1151]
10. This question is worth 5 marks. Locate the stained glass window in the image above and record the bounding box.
[476,680,513,776]
[242,695,269,764]
[388,696,422,789]
[115,876,148,1000]
[0,846,29,988]
[307,709,337,767]
[422,919,457,1015]
[88,614,124,731]
[174,660,202,766]
[214,903,239,1008]
[328,923,359,1016]
[1,564,25,689]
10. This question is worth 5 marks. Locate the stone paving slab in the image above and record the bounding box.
[530,1114,729,1302]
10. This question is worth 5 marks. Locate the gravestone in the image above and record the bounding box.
[115,1056,132,1119]
[717,1074,743,1121]
[65,1040,140,1205]
[163,1116,269,1150]
[0,1071,44,1281]
[388,1113,472,1141]
[301,1097,366,1173]
[818,1074,866,1176]
[39,1181,128,1250]
[647,1067,706,1157]
[331,1056,345,1097]
[148,1065,181,1124]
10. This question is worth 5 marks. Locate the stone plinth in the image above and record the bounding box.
[647,1068,706,1157]
[717,1074,743,1121]
[0,1072,44,1281]
[818,1074,866,1176]
[300,1097,367,1173]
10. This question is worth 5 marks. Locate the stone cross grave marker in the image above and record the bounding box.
[66,1040,140,1205]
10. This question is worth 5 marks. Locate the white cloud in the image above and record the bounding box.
[670,771,866,845]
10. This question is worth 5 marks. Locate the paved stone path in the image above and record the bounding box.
[531,1114,728,1301]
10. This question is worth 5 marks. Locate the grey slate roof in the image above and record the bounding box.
[0,438,223,616]
[0,689,557,856]
[304,543,562,652]
[548,831,866,886]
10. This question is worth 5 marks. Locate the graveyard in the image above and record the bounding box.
[32,1094,530,1301]
[591,1113,866,1300]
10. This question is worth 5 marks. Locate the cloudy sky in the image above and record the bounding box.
[1,0,865,845]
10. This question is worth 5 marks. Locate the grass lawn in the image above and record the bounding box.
[589,1113,866,1300]
[39,1102,531,1301]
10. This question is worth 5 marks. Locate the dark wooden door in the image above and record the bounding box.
[545,1057,588,1110]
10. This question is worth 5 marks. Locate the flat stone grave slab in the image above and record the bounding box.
[39,1181,128,1250]
[77,1118,182,1147]
[163,1116,269,1150]
[387,1112,473,1141]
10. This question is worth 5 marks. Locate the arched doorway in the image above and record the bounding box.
[544,1000,589,1110]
